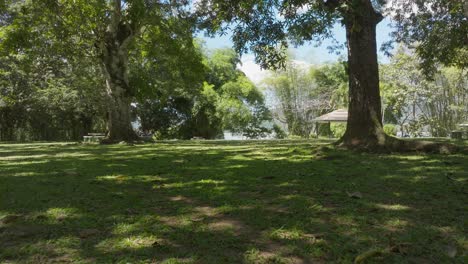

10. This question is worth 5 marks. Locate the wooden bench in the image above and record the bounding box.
[450,131,463,139]
[451,123,468,140]
[83,133,106,143]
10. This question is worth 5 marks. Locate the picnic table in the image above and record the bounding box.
[83,133,106,143]
[450,124,468,139]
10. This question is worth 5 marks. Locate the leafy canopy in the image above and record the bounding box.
[196,0,467,72]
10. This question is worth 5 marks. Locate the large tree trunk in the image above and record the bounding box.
[97,0,138,142]
[339,0,387,149]
[101,35,136,141]
[338,0,456,153]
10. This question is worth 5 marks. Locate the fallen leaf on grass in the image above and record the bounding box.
[347,191,363,199]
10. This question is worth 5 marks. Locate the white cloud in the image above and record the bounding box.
[237,55,271,86]
[238,55,312,86]
[290,59,312,69]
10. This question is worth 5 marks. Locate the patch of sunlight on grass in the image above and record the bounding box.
[219,164,248,169]
[333,216,358,227]
[106,163,129,168]
[52,236,81,250]
[410,175,429,183]
[112,216,158,235]
[0,155,52,162]
[383,218,409,231]
[244,248,284,264]
[0,211,9,218]
[54,153,91,158]
[197,179,225,185]
[158,215,194,228]
[383,175,403,179]
[45,208,80,221]
[120,235,157,249]
[11,172,39,177]
[390,155,426,161]
[270,228,303,240]
[113,223,139,235]
[97,175,130,182]
[229,155,255,161]
[308,203,327,212]
[278,194,301,201]
[375,203,411,211]
[277,182,296,187]
[160,257,196,264]
[5,236,79,259]
[96,235,158,251]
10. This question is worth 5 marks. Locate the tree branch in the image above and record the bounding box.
[324,0,344,11]
[108,0,122,33]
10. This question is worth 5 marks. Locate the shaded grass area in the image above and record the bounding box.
[0,140,466,263]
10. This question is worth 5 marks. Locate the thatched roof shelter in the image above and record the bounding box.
[313,109,348,123]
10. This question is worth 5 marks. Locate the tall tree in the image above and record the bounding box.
[197,0,466,151]
[265,61,348,138]
[136,47,272,139]
[3,0,197,141]
[0,2,107,141]
[381,48,468,137]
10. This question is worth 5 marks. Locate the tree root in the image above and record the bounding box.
[336,134,460,154]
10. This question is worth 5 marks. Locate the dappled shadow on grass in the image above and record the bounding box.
[0,141,466,263]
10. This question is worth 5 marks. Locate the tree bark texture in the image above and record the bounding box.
[340,0,387,149]
[101,34,136,141]
[98,1,137,141]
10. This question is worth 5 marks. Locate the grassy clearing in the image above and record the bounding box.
[0,140,467,263]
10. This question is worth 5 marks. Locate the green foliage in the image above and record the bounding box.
[206,49,240,88]
[197,0,339,69]
[389,1,468,75]
[0,11,107,141]
[1,0,201,141]
[137,47,273,139]
[311,62,349,108]
[331,123,346,138]
[287,134,303,140]
[380,48,468,137]
[383,124,397,136]
[217,75,272,138]
[198,0,466,74]
[130,27,206,101]
[197,0,466,144]
[265,60,348,138]
[272,124,287,139]
[137,97,195,140]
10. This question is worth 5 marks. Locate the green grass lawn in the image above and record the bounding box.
[0,140,466,263]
